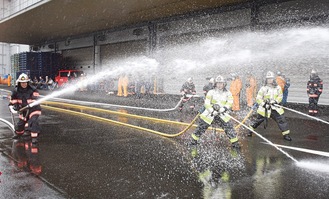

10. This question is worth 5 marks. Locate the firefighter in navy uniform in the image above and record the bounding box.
[247,71,292,141]
[9,73,42,144]
[190,75,240,148]
[179,77,197,111]
[203,78,214,97]
[307,69,323,116]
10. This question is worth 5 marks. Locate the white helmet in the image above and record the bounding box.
[311,69,317,75]
[17,73,30,83]
[209,78,215,84]
[277,71,282,76]
[187,77,193,83]
[215,75,226,83]
[266,71,275,79]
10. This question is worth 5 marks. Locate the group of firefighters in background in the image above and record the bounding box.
[179,69,323,147]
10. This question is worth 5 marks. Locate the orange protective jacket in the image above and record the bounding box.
[246,76,257,107]
[276,76,286,92]
[230,78,242,111]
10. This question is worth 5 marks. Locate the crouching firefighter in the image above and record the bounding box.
[190,75,240,148]
[247,71,292,141]
[9,73,42,144]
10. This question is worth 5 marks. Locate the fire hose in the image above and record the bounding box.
[274,104,329,125]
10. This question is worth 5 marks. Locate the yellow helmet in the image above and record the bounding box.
[17,73,30,83]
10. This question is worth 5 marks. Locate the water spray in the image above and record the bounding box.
[21,56,159,110]
[226,113,299,163]
[274,104,329,125]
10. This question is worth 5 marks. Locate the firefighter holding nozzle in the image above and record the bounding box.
[9,73,42,144]
[190,75,240,148]
[247,71,292,141]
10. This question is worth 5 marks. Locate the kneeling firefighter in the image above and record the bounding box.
[248,71,292,141]
[190,75,240,148]
[9,73,42,143]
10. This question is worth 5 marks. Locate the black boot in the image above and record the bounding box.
[12,134,22,139]
[247,131,253,137]
[231,141,240,149]
[31,137,38,144]
[189,138,198,146]
[283,134,292,141]
[22,131,31,137]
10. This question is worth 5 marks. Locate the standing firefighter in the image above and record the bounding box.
[229,73,242,111]
[247,71,292,141]
[179,77,196,111]
[276,71,286,93]
[9,73,42,144]
[246,72,257,108]
[307,69,323,116]
[190,75,240,148]
[203,78,214,96]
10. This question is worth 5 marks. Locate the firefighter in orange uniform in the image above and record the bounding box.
[117,73,129,97]
[276,71,286,93]
[229,73,242,111]
[7,74,12,87]
[246,72,257,108]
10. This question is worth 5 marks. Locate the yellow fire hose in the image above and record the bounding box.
[41,101,253,138]
[42,105,199,138]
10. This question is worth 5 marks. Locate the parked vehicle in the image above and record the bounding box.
[55,70,84,87]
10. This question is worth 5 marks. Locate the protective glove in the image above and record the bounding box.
[219,107,227,113]
[9,105,17,114]
[270,100,277,105]
[265,103,270,109]
[212,110,219,116]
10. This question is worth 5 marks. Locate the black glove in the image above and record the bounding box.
[212,104,220,111]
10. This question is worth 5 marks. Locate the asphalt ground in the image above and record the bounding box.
[1,85,329,198]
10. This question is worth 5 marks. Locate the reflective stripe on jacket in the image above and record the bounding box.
[200,89,233,124]
[256,85,284,117]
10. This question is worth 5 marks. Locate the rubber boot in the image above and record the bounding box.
[231,141,240,149]
[283,134,292,141]
[12,134,22,139]
[32,137,38,144]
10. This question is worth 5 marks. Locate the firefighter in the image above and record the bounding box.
[276,71,286,93]
[203,78,214,97]
[247,71,292,141]
[307,69,323,116]
[179,77,196,111]
[117,73,129,97]
[9,73,42,144]
[246,72,257,108]
[229,73,242,111]
[190,75,240,148]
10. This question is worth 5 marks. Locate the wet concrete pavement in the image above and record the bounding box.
[1,87,329,198]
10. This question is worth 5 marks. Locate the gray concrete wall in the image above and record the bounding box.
[34,0,329,105]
